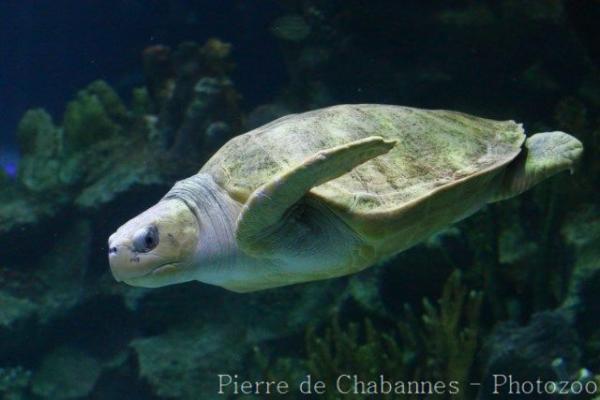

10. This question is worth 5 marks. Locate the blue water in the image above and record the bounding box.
[0,1,287,153]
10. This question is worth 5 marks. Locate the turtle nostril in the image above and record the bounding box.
[109,246,118,255]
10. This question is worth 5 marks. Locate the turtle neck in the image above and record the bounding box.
[162,173,241,274]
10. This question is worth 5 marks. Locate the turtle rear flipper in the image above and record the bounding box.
[236,136,396,256]
[492,131,583,201]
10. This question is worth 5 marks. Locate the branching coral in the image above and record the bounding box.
[62,80,129,153]
[16,109,61,157]
[200,38,234,76]
[419,271,483,391]
[16,109,63,192]
[3,35,243,244]
[140,39,241,156]
[304,318,411,399]
[255,271,482,400]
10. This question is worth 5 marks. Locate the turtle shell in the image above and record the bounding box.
[201,104,525,248]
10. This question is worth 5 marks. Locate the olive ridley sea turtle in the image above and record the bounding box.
[108,104,583,292]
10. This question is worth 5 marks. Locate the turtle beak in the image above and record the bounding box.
[108,235,151,282]
[108,240,122,282]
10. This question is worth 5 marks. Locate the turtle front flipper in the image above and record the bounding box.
[236,136,396,256]
[492,131,583,201]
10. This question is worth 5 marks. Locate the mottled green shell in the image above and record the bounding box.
[201,104,524,240]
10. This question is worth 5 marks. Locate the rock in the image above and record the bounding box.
[478,310,581,399]
[0,291,36,327]
[132,323,242,399]
[131,279,347,399]
[0,219,97,363]
[34,219,93,323]
[32,346,101,399]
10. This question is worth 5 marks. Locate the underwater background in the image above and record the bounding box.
[0,1,598,399]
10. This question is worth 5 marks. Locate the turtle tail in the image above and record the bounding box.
[491,131,583,202]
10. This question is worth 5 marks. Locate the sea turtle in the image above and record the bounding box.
[108,104,583,292]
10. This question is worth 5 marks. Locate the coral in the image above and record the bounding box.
[32,346,101,399]
[0,219,94,360]
[74,158,164,209]
[131,86,152,116]
[0,189,66,238]
[255,271,482,400]
[200,38,234,76]
[62,80,128,153]
[143,39,241,156]
[83,80,128,122]
[16,109,63,192]
[142,44,175,111]
[130,278,347,399]
[0,3,597,398]
[306,318,414,399]
[418,271,483,391]
[16,109,61,156]
[32,219,93,322]
[170,77,240,156]
[345,268,388,319]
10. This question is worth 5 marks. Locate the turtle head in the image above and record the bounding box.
[108,199,200,288]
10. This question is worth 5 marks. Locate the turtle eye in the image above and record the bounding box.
[132,225,159,252]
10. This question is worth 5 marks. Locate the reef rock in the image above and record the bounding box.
[478,310,581,399]
[32,346,101,399]
[131,279,346,399]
